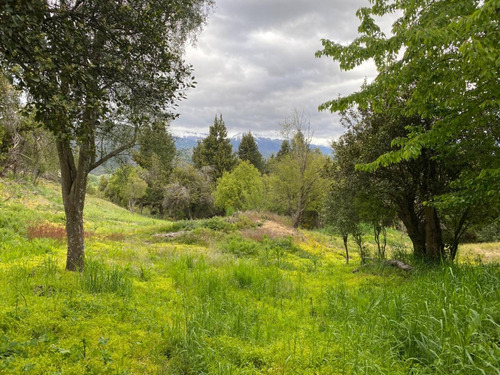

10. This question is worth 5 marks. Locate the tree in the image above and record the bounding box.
[322,175,359,264]
[0,0,213,270]
[266,112,328,228]
[0,75,59,181]
[192,114,236,179]
[133,122,176,215]
[123,170,148,212]
[317,0,499,260]
[329,104,482,261]
[214,161,264,215]
[237,132,264,173]
[0,74,20,174]
[163,165,215,220]
[276,140,291,161]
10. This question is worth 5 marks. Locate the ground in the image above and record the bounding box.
[0,178,498,374]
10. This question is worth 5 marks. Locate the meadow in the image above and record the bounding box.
[0,178,498,374]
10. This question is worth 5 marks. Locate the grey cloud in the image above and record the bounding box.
[172,0,377,144]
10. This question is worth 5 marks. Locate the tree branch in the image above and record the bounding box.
[89,133,137,172]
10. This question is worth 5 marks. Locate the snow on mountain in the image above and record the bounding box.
[173,131,331,158]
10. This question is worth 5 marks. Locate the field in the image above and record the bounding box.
[0,178,499,374]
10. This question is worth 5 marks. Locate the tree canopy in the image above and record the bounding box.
[0,0,213,270]
[317,0,499,209]
[317,0,499,260]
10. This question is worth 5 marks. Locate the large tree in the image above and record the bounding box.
[330,105,475,260]
[0,0,212,270]
[192,114,236,179]
[266,113,328,228]
[317,0,499,260]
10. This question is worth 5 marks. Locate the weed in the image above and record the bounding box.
[26,222,66,241]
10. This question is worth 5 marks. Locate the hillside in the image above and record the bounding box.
[0,178,498,374]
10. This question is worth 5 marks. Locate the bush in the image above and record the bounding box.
[220,235,260,257]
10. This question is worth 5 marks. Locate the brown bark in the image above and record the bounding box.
[343,233,349,264]
[449,210,470,261]
[424,206,444,259]
[397,201,426,258]
[57,136,89,271]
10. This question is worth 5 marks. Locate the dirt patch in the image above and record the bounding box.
[153,231,187,239]
[240,220,299,241]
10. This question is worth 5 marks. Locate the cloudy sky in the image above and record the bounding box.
[171,0,379,145]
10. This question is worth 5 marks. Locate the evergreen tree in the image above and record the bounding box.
[192,114,236,179]
[134,122,175,172]
[276,140,290,160]
[237,132,264,173]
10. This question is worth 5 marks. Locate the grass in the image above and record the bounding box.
[0,177,499,374]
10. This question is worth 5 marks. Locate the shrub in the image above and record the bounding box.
[220,235,260,257]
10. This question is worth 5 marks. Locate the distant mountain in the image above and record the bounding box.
[173,132,331,158]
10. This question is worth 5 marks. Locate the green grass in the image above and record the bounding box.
[0,178,499,374]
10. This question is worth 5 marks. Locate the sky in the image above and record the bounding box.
[170,0,379,146]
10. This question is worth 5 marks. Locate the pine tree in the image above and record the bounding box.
[276,140,291,160]
[192,114,236,178]
[237,132,264,173]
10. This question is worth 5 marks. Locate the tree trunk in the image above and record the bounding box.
[424,206,444,260]
[449,210,470,261]
[292,210,302,228]
[397,201,426,258]
[381,227,387,259]
[64,200,85,271]
[343,233,349,264]
[54,99,135,271]
[56,121,92,271]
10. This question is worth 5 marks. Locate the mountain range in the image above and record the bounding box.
[174,132,332,158]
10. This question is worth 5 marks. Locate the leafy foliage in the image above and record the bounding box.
[266,113,329,228]
[317,0,499,210]
[0,0,213,270]
[163,165,215,220]
[214,161,264,215]
[133,122,176,214]
[103,165,147,211]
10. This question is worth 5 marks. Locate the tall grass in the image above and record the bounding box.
[79,260,133,297]
[0,178,498,374]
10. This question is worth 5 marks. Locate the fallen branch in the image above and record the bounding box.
[385,259,413,272]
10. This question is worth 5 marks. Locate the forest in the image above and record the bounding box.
[0,0,499,374]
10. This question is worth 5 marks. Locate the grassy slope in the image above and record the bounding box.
[0,178,499,374]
